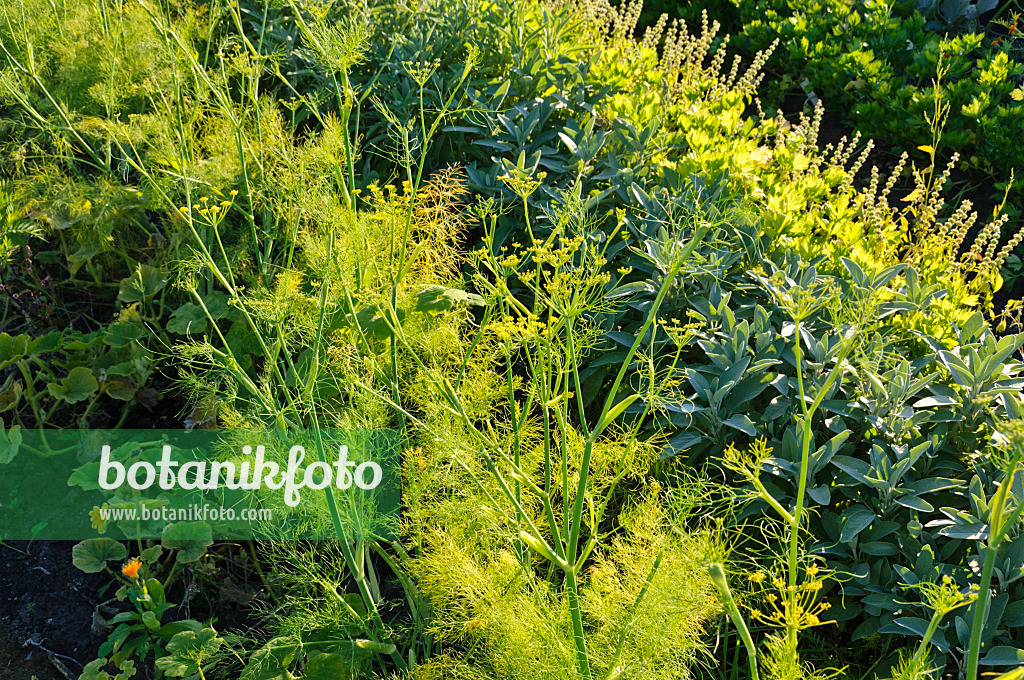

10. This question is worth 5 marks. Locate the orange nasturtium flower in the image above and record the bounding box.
[122,558,143,579]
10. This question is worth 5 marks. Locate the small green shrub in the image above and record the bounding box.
[729,0,1023,194]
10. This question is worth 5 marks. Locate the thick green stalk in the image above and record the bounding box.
[565,564,592,679]
[966,546,997,680]
[966,450,1023,680]
[309,419,407,672]
[563,225,709,679]
[709,563,759,680]
[785,319,856,651]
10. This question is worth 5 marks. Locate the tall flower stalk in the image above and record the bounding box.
[966,425,1024,680]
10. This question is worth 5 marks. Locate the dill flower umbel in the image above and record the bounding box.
[749,568,832,630]
[122,558,143,579]
[747,570,767,584]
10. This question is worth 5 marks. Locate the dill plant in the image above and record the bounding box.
[965,421,1024,680]
[3,0,471,671]
[351,169,727,678]
[715,270,863,680]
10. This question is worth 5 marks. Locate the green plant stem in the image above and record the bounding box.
[310,422,408,672]
[785,318,856,651]
[912,606,945,666]
[967,450,1022,680]
[162,560,179,592]
[966,545,996,680]
[709,563,759,680]
[562,224,709,679]
[564,566,592,679]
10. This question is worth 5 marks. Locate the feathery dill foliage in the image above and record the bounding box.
[348,162,728,678]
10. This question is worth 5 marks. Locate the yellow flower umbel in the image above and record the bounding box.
[750,565,832,631]
[913,574,976,617]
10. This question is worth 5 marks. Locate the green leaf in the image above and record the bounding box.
[831,455,873,485]
[167,304,209,335]
[118,264,168,303]
[879,616,931,638]
[162,522,213,563]
[936,522,989,540]
[0,422,22,464]
[0,375,23,413]
[225,320,259,371]
[68,240,101,276]
[79,658,137,680]
[413,285,485,314]
[852,617,882,640]
[144,577,166,606]
[303,651,361,680]
[660,431,702,458]
[240,636,297,680]
[47,366,99,404]
[157,620,204,638]
[605,281,653,299]
[142,610,159,632]
[155,627,223,677]
[103,322,146,348]
[346,304,405,341]
[72,538,127,573]
[894,494,934,512]
[104,378,138,401]
[807,484,830,505]
[68,462,102,489]
[140,545,163,563]
[839,505,877,543]
[0,333,29,367]
[722,413,757,436]
[859,540,899,556]
[981,646,1024,666]
[204,291,241,321]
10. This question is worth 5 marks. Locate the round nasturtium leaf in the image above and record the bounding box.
[162,521,213,563]
[47,366,99,404]
[72,538,127,573]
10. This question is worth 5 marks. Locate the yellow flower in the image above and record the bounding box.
[902,187,924,203]
[89,506,108,534]
[748,571,767,584]
[122,558,142,579]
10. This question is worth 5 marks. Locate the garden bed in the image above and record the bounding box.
[2,0,1023,678]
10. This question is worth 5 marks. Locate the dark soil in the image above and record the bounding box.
[0,385,260,680]
[0,541,106,680]
[0,538,265,680]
